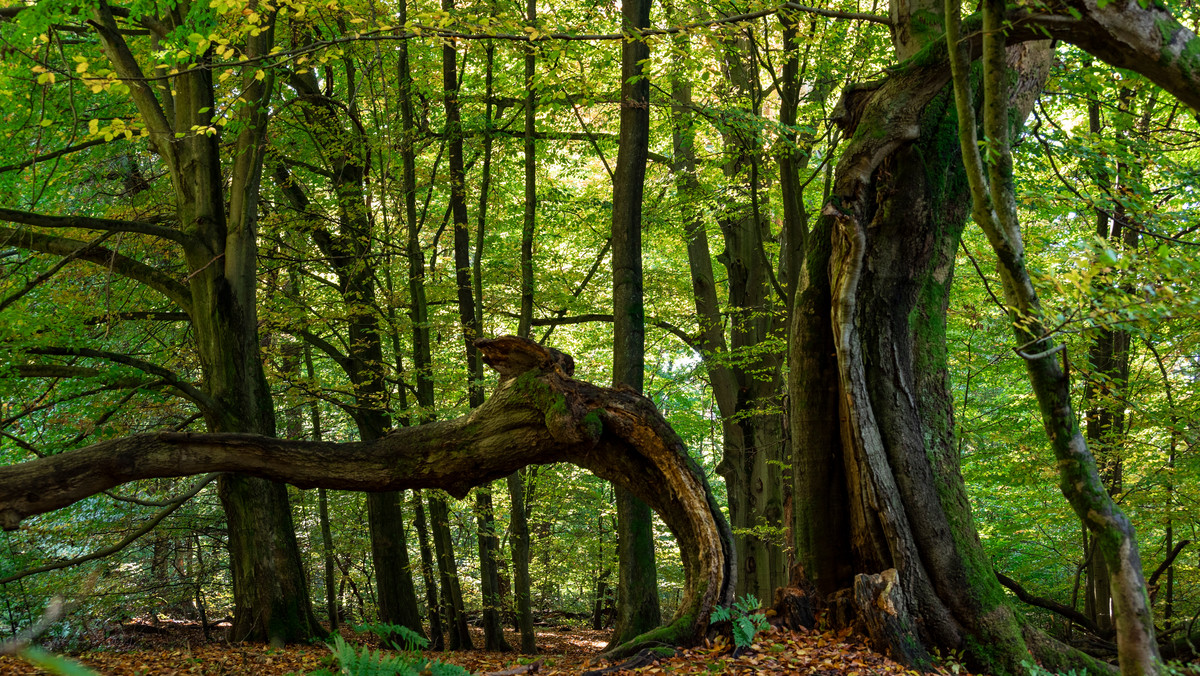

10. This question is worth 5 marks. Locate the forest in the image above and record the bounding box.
[0,0,1198,673]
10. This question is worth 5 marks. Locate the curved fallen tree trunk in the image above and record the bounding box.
[0,336,735,654]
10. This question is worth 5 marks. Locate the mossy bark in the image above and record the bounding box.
[789,38,1111,673]
[0,336,735,657]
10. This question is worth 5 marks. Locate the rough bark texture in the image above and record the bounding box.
[0,336,735,656]
[413,490,445,650]
[853,569,931,669]
[788,30,1110,672]
[506,470,537,653]
[84,2,322,644]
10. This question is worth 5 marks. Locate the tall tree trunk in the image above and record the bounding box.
[430,493,472,650]
[1082,89,1144,636]
[399,0,443,641]
[606,0,660,649]
[707,19,789,601]
[90,2,321,644]
[508,1,540,650]
[438,0,476,651]
[468,43,512,653]
[274,53,426,638]
[307,345,339,631]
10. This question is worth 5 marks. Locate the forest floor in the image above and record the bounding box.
[0,620,946,675]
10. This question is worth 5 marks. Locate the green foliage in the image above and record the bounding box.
[1021,658,1088,676]
[353,623,427,653]
[709,595,769,649]
[326,634,469,676]
[18,646,100,676]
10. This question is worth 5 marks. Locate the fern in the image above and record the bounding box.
[326,633,470,676]
[709,594,770,649]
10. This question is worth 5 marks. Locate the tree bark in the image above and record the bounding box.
[787,19,1112,671]
[506,470,536,653]
[607,0,660,649]
[86,1,321,644]
[0,336,735,657]
[413,490,445,650]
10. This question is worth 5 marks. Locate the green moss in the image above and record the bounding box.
[582,410,603,439]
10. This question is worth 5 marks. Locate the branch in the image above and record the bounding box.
[82,311,190,325]
[24,347,216,413]
[0,336,736,656]
[1016,0,1200,113]
[0,138,117,174]
[89,0,174,156]
[0,473,220,585]
[996,572,1111,638]
[290,328,350,369]
[10,365,102,379]
[781,2,891,25]
[1149,539,1190,589]
[516,313,698,350]
[0,207,189,244]
[0,231,116,312]
[0,226,191,311]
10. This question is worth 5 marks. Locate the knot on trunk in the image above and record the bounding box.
[476,335,574,379]
[477,336,598,447]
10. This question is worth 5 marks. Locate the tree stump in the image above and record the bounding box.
[853,569,931,670]
[771,586,816,631]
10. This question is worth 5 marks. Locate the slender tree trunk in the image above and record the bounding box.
[413,490,445,650]
[307,345,339,631]
[476,484,511,650]
[948,1,1159,670]
[399,0,442,640]
[703,18,790,601]
[466,43,512,653]
[606,0,660,649]
[430,493,472,649]
[506,469,536,652]
[507,2,539,649]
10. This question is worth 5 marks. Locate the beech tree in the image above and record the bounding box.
[0,0,323,644]
[2,0,1200,672]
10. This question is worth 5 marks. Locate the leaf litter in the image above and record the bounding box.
[0,622,958,675]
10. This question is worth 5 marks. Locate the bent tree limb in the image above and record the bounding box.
[0,336,735,654]
[947,0,1160,672]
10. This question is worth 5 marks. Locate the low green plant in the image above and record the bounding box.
[1021,658,1088,676]
[327,631,469,676]
[709,594,770,649]
[932,646,967,675]
[353,622,428,653]
[18,646,100,676]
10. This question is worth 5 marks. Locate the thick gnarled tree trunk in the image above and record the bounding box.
[788,33,1112,672]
